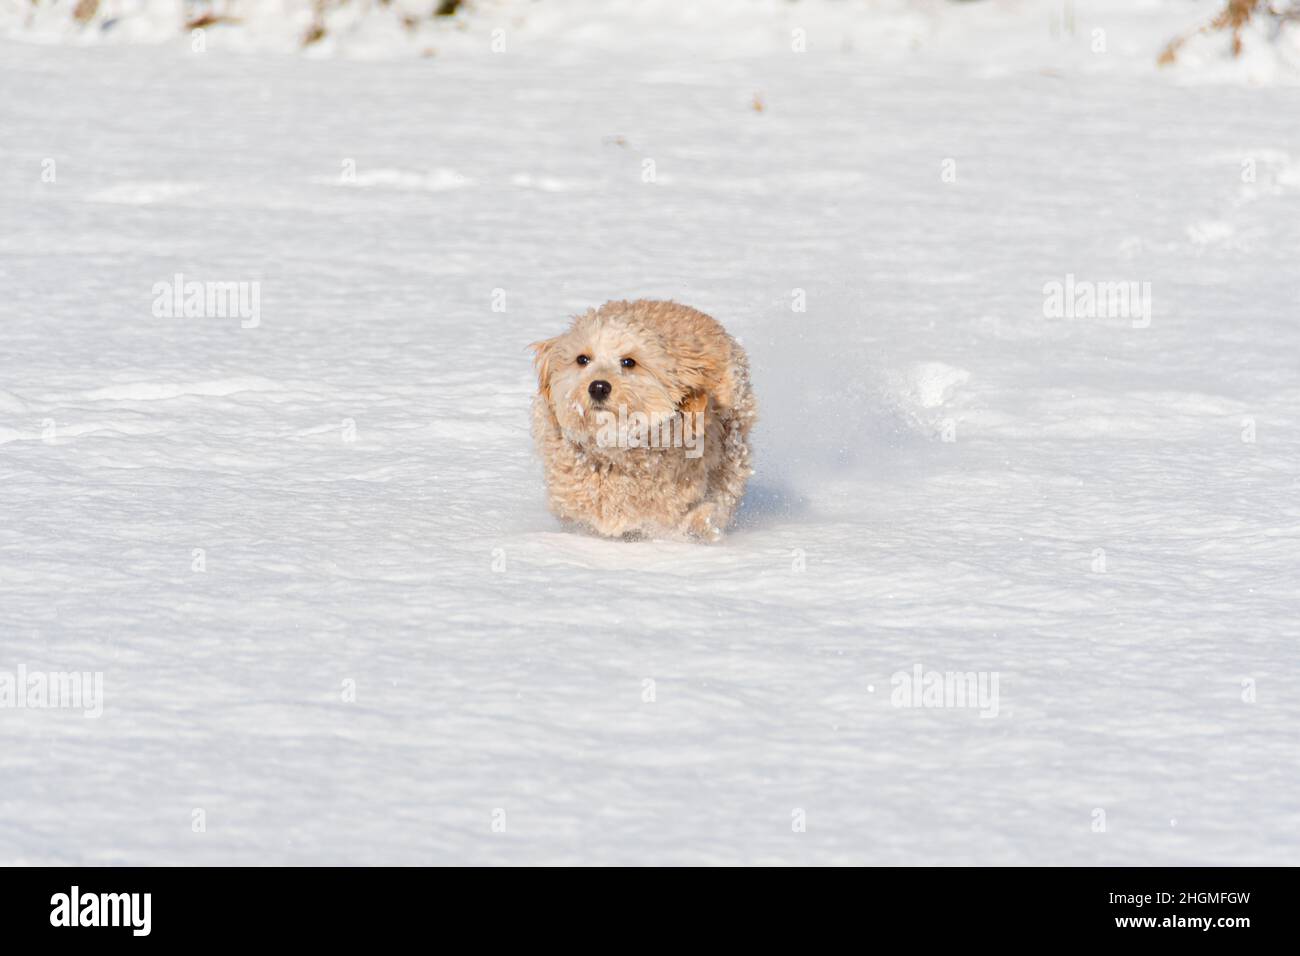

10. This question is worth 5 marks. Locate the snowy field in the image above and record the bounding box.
[1,0,1299,865]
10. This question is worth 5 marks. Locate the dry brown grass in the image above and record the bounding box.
[298,0,468,47]
[186,13,241,31]
[300,21,326,48]
[1159,0,1300,66]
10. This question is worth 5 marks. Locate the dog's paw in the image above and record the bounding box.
[681,502,724,543]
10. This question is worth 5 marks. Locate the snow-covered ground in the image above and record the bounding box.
[1,1,1298,865]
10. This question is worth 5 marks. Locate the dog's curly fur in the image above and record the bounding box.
[530,300,756,542]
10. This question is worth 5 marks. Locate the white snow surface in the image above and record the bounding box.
[1,2,1299,865]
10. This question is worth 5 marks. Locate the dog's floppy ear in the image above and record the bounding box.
[674,335,738,411]
[678,388,709,415]
[528,336,559,402]
[678,387,710,434]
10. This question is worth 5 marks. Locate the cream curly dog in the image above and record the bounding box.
[530,300,756,542]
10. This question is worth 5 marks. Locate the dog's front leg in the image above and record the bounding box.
[679,501,724,543]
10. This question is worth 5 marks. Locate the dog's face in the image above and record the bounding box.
[531,311,701,447]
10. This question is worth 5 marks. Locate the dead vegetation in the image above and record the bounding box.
[300,0,470,49]
[187,12,241,31]
[1159,0,1300,65]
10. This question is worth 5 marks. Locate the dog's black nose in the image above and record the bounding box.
[588,380,611,401]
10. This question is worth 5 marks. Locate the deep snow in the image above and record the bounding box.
[1,1,1298,864]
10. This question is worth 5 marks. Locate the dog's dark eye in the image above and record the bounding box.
[576,355,591,366]
[620,358,636,369]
